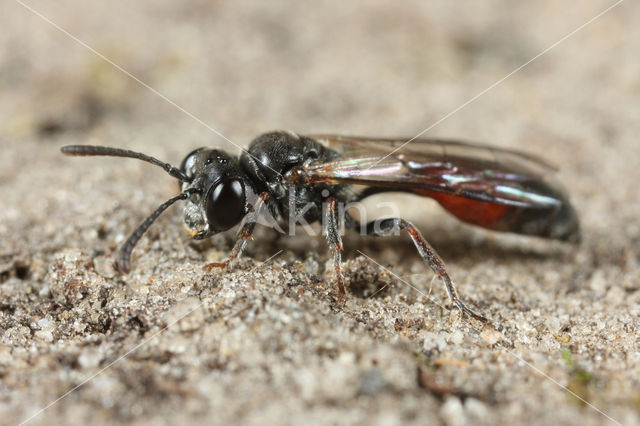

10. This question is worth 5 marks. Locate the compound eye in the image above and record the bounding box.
[205,178,246,232]
[180,148,206,176]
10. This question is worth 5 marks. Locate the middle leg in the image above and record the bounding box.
[324,197,346,297]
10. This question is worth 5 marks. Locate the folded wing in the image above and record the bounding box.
[305,135,579,240]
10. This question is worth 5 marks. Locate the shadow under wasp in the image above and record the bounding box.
[61,131,580,323]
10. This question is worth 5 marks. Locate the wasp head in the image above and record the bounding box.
[180,148,256,239]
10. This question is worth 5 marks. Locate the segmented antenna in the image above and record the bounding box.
[118,190,197,273]
[60,145,192,182]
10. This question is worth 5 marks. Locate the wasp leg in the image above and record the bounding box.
[205,192,270,270]
[324,197,346,297]
[351,217,487,323]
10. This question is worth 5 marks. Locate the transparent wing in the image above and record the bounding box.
[306,134,563,208]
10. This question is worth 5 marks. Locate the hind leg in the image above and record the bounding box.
[351,217,487,323]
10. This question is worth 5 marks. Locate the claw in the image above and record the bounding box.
[454,299,489,324]
[204,261,229,270]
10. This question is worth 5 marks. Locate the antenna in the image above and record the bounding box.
[61,145,192,182]
[117,190,197,273]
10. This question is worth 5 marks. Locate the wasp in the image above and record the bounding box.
[61,131,580,322]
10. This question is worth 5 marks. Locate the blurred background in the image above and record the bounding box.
[1,0,633,147]
[2,0,637,260]
[2,0,636,237]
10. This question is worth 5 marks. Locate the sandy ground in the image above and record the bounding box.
[1,1,639,425]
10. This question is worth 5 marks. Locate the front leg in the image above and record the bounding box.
[205,192,270,270]
[324,197,346,297]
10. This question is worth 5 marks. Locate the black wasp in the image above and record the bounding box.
[62,131,580,322]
